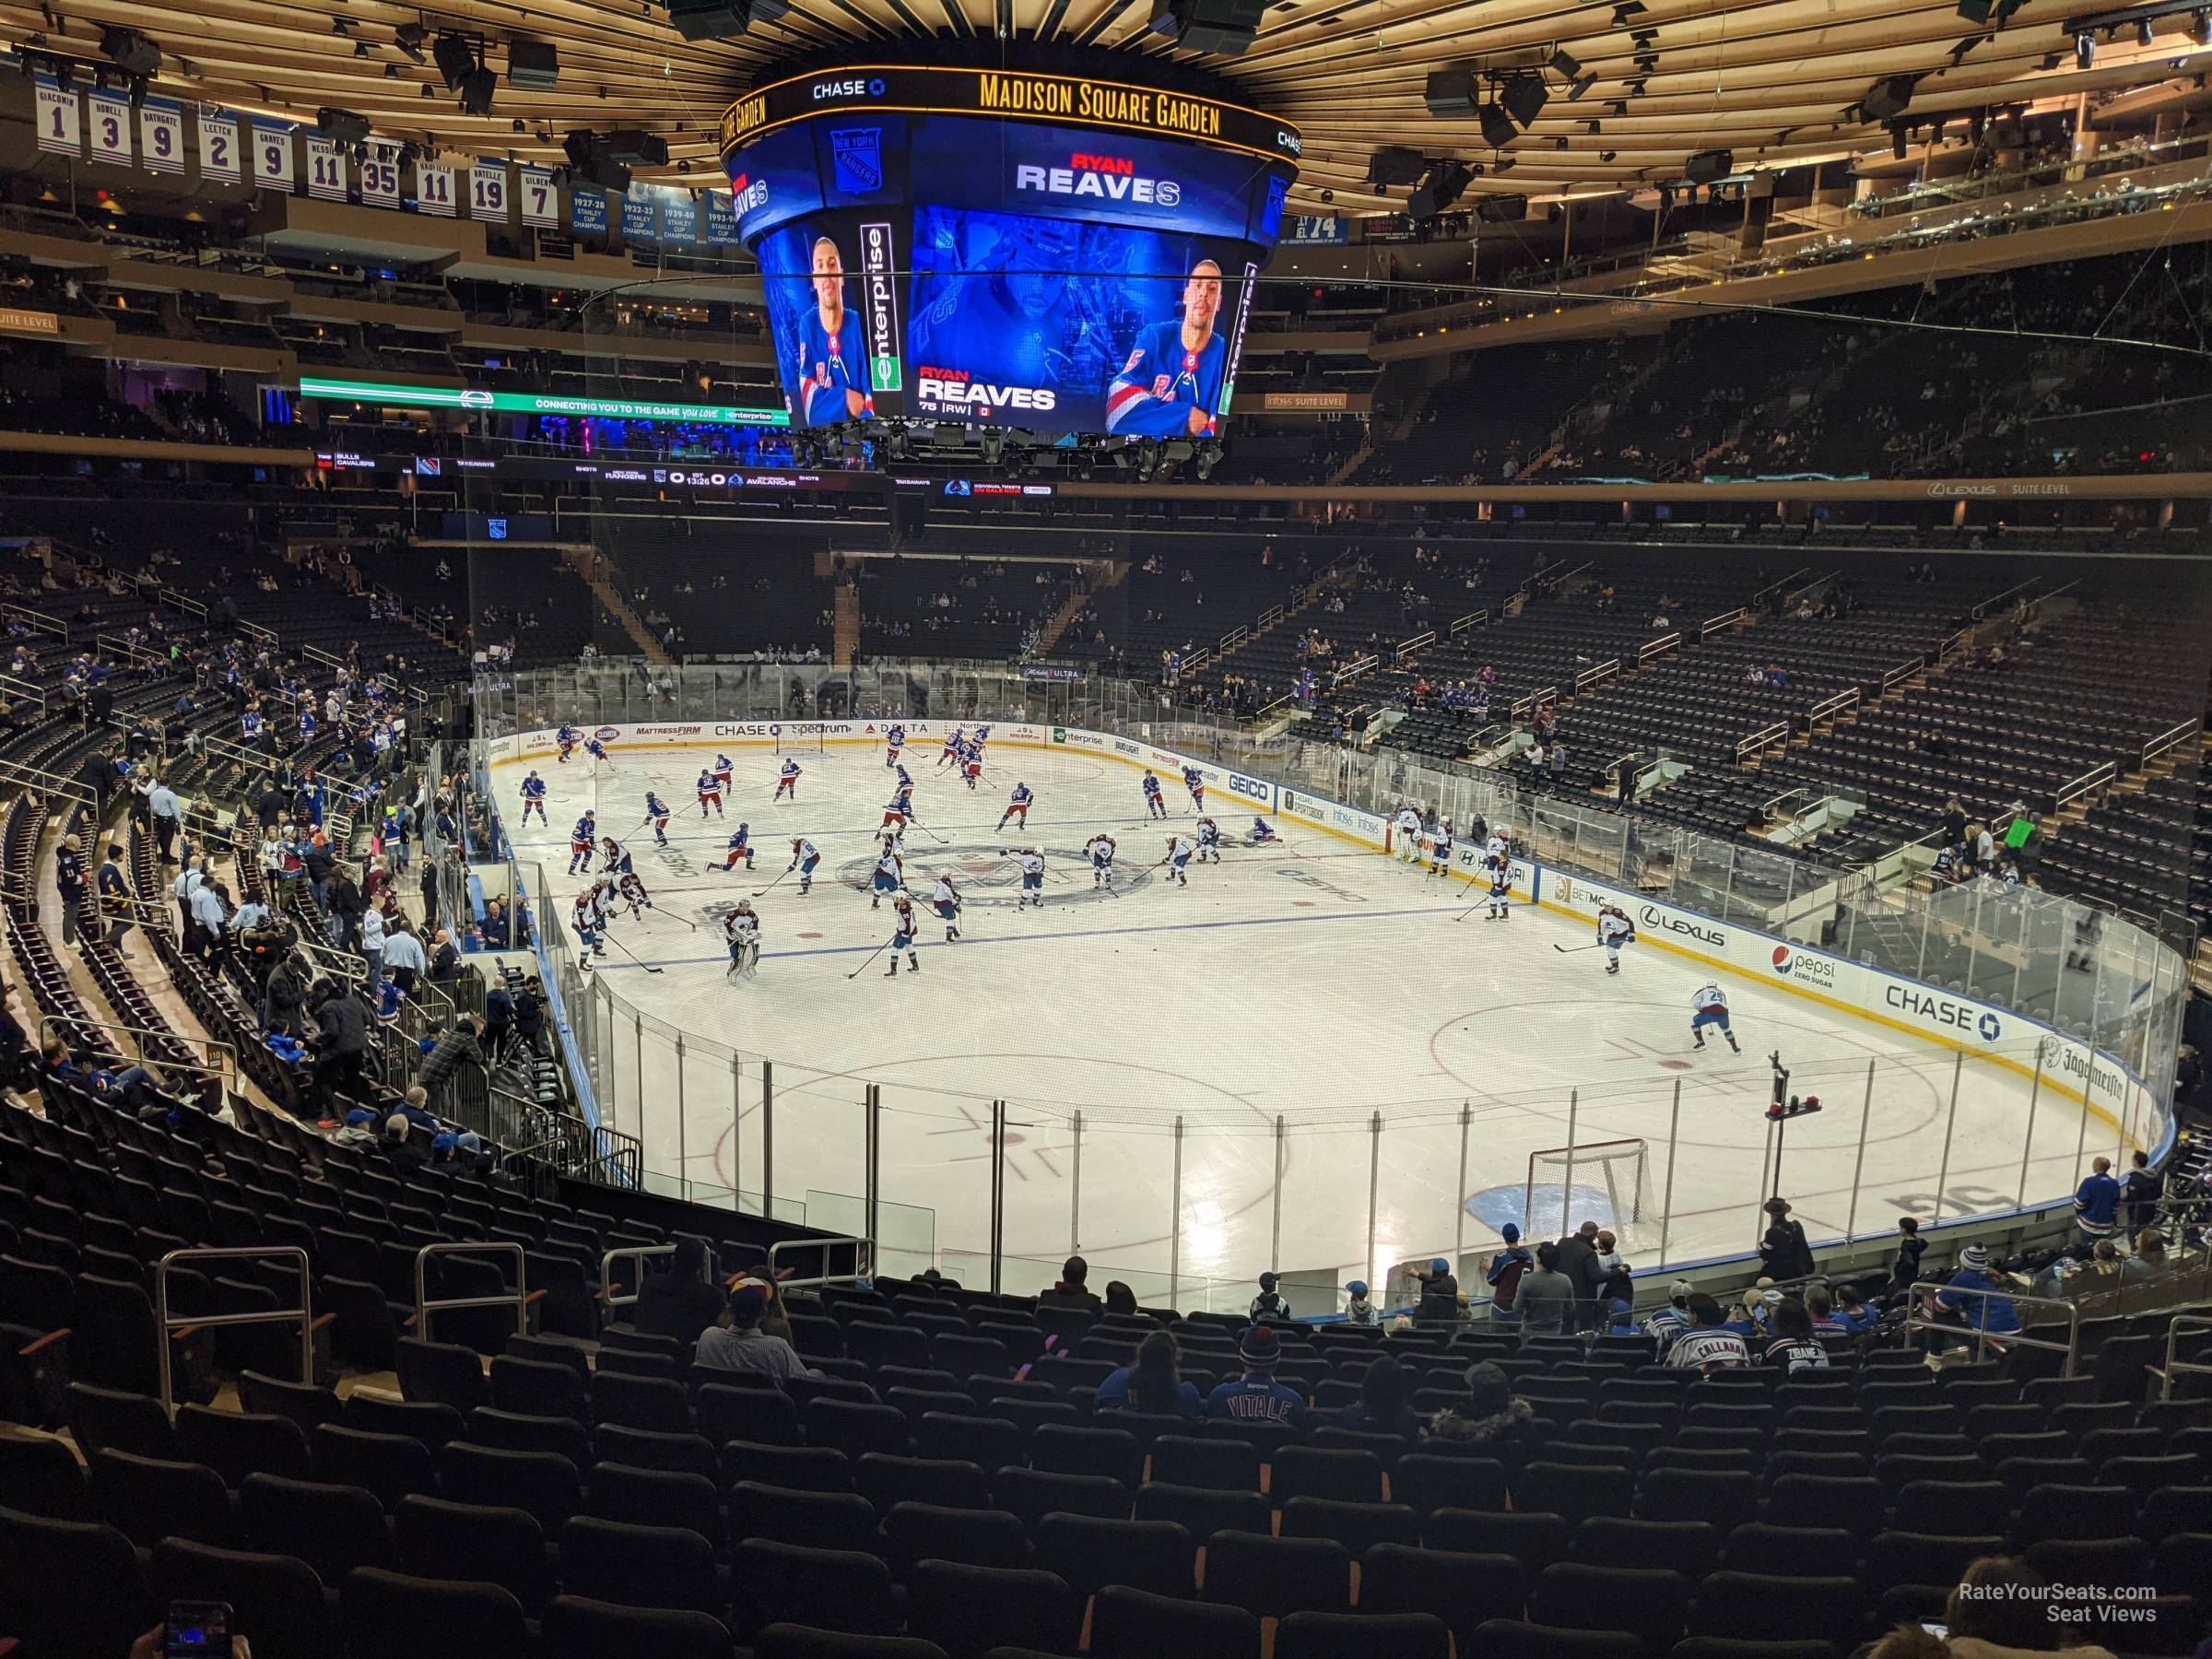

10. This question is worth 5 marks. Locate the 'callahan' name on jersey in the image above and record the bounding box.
[1014,162,1182,207]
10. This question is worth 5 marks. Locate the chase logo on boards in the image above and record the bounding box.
[1639,904,1725,948]
[1886,983,2000,1040]
[1771,946,1839,989]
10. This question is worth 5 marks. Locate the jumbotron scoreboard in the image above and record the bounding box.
[718,64,1300,438]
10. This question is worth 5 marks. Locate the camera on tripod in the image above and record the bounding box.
[1767,1050,1823,1120]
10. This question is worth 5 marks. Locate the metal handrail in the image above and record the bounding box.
[600,1242,677,1312]
[1,601,66,641]
[36,1013,237,1084]
[94,632,163,669]
[157,1246,313,1413]
[0,756,98,810]
[1903,1277,2084,1373]
[0,670,47,714]
[1700,608,1747,638]
[2158,1312,2212,1400]
[766,1233,874,1289]
[413,1241,530,1341]
[1448,609,1489,639]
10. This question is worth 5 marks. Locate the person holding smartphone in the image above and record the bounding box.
[131,1606,252,1657]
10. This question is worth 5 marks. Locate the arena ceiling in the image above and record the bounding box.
[6,0,2207,213]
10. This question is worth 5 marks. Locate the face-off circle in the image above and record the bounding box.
[831,842,1152,908]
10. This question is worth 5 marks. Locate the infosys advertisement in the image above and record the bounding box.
[727,101,1290,434]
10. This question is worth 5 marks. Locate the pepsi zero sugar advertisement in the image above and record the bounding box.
[723,66,1296,435]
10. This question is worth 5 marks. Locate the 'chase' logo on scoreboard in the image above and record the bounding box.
[1015,155,1182,207]
[813,76,885,100]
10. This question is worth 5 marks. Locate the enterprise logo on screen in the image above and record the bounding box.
[1015,154,1182,207]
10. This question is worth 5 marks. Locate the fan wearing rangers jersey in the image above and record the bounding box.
[1691,984,1742,1053]
[794,236,875,425]
[1105,262,1228,440]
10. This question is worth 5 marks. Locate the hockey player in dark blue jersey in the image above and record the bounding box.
[643,793,673,847]
[1104,262,1228,440]
[568,812,597,876]
[997,782,1033,833]
[794,236,875,426]
[519,771,547,827]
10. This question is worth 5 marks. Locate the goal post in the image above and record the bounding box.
[773,724,829,754]
[1524,1138,1656,1252]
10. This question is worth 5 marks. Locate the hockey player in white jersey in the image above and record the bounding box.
[615,870,655,921]
[1164,835,1196,887]
[1597,904,1637,974]
[1394,806,1424,865]
[1691,984,1741,1053]
[1429,819,1454,879]
[1086,833,1118,889]
[931,874,962,942]
[884,896,922,977]
[724,900,761,976]
[1003,847,1046,910]
[1194,817,1222,863]
[869,845,904,910]
[789,838,820,896]
[1484,847,1513,920]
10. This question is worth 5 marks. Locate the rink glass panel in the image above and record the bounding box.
[477,663,2185,1298]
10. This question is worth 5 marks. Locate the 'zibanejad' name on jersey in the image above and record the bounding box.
[1015,164,1182,207]
[916,377,1059,412]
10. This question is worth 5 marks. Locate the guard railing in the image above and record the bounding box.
[157,1247,314,1413]
[1904,1279,2084,1373]
[414,1241,531,1343]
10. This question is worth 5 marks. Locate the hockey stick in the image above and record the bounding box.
[845,935,894,980]
[910,820,949,845]
[752,866,794,900]
[599,929,664,975]
[1553,942,1607,953]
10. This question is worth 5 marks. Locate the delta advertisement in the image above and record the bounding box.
[727,105,1291,433]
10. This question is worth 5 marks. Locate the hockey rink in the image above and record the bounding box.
[500,737,2118,1307]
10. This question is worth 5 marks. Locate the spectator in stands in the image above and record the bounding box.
[381,1112,428,1174]
[2124,1229,2169,1283]
[0,984,30,1092]
[2122,1149,2163,1233]
[631,1236,727,1347]
[189,876,229,963]
[382,920,426,996]
[1759,1197,1816,1280]
[53,833,86,947]
[96,841,130,946]
[1411,1255,1461,1324]
[1425,1360,1538,1467]
[1338,1354,1420,1440]
[359,900,385,991]
[429,927,461,983]
[1643,1278,1695,1356]
[418,1016,487,1094]
[1039,1254,1105,1315]
[1592,1229,1631,1303]
[697,1284,817,1382]
[1483,1223,1533,1327]
[1103,1280,1139,1316]
[260,950,311,1040]
[513,977,545,1054]
[1557,1220,1603,1327]
[1097,1330,1203,1418]
[2074,1155,2122,1247]
[328,865,364,950]
[1249,1272,1291,1324]
[478,897,511,949]
[1942,1556,2120,1658]
[304,835,335,912]
[1833,1284,1879,1334]
[1761,1298,1831,1374]
[1205,1324,1307,1426]
[1805,1283,1852,1338]
[1515,1241,1578,1337]
[308,979,371,1118]
[1922,1242,2020,1350]
[1666,1294,1752,1372]
[1888,1216,1925,1299]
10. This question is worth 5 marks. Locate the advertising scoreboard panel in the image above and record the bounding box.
[723,65,1298,436]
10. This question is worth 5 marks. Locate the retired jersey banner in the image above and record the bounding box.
[619,191,657,243]
[469,159,509,221]
[34,75,81,158]
[196,106,241,181]
[139,99,185,173]
[305,135,348,201]
[660,191,700,243]
[359,144,401,209]
[415,158,456,216]
[571,187,608,236]
[87,90,133,165]
[518,166,558,228]
[251,121,295,191]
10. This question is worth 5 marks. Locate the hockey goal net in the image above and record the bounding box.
[773,724,829,754]
[1524,1138,1656,1253]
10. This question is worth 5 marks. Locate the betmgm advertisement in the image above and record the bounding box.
[733,100,1294,434]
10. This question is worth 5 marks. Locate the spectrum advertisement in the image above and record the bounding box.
[725,85,1296,435]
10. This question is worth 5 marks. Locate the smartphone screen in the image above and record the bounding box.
[1920,1624,1948,1639]
[164,1602,231,1656]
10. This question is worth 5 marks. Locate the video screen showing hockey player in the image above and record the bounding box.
[759,221,879,429]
